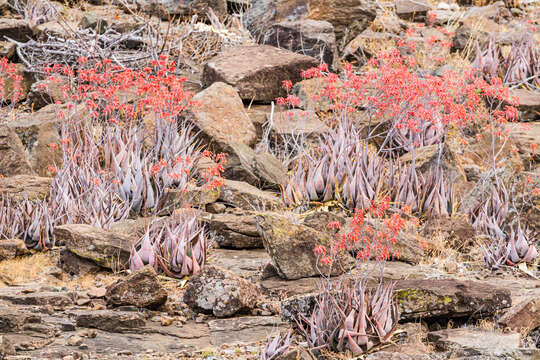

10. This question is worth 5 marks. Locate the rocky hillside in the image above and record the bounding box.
[0,0,539,359]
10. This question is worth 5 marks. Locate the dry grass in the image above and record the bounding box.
[0,252,57,287]
[0,251,122,290]
[477,318,496,331]
[63,272,121,290]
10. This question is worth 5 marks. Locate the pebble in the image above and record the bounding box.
[161,315,174,326]
[87,287,107,298]
[67,335,83,346]
[437,2,450,10]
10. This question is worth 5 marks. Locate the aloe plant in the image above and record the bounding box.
[260,330,292,360]
[506,224,538,265]
[130,212,209,278]
[282,123,387,209]
[473,34,540,89]
[0,197,56,250]
[295,280,398,356]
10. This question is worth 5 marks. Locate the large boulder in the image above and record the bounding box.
[54,224,132,270]
[281,279,512,324]
[189,82,257,150]
[182,265,260,317]
[255,213,351,280]
[202,45,318,102]
[106,265,168,309]
[261,20,336,67]
[0,125,34,177]
[395,279,511,321]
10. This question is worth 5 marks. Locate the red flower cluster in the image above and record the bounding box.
[314,198,411,266]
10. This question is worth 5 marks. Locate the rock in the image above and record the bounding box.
[0,0,9,15]
[207,248,270,278]
[341,30,392,64]
[0,175,51,203]
[399,144,461,175]
[422,216,477,253]
[282,279,512,324]
[208,316,287,346]
[291,77,339,112]
[189,82,257,150]
[57,248,102,276]
[7,104,85,176]
[261,19,336,67]
[427,328,521,357]
[200,212,263,249]
[70,310,145,332]
[79,12,107,34]
[302,211,347,233]
[66,335,83,346]
[0,125,34,177]
[506,122,540,164]
[218,179,282,210]
[0,18,34,43]
[28,76,69,109]
[202,45,318,102]
[160,184,220,215]
[106,265,168,309]
[0,334,16,356]
[307,0,376,48]
[246,104,272,137]
[0,41,15,59]
[160,315,174,326]
[510,89,540,122]
[395,0,432,21]
[0,307,41,332]
[0,63,34,101]
[87,287,107,299]
[498,297,540,332]
[461,131,523,174]
[266,109,329,140]
[243,0,310,39]
[0,289,73,309]
[364,352,434,360]
[54,224,132,270]
[182,265,260,317]
[138,0,227,20]
[225,142,287,188]
[109,216,163,238]
[0,238,30,261]
[281,291,320,323]
[255,213,351,280]
[395,279,511,321]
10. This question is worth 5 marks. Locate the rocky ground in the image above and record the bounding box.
[0,0,539,359]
